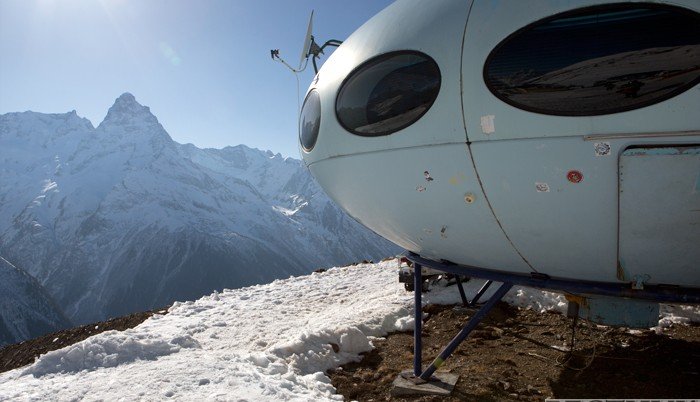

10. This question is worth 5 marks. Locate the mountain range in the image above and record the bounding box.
[0,93,399,340]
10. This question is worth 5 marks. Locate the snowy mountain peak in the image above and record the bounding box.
[116,92,136,103]
[98,93,161,131]
[0,96,400,326]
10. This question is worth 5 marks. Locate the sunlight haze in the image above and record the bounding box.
[0,0,394,157]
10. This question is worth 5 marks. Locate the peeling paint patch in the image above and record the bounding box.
[624,146,700,157]
[424,171,434,182]
[423,228,433,235]
[633,274,651,290]
[416,186,426,192]
[594,142,611,157]
[440,226,447,238]
[480,115,495,134]
[535,182,550,193]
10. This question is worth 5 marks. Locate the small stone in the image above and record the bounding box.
[526,385,541,395]
[498,380,512,391]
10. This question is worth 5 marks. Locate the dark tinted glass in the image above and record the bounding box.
[484,4,700,116]
[336,51,441,136]
[299,90,321,151]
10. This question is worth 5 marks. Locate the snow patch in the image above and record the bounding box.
[657,304,700,328]
[24,331,200,377]
[1,260,697,401]
[41,179,58,193]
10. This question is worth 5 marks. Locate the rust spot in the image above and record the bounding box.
[564,294,588,308]
[616,261,626,281]
[416,186,426,192]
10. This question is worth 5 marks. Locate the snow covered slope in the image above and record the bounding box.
[0,256,72,346]
[0,93,400,326]
[0,260,696,401]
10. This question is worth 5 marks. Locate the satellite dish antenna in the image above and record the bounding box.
[271,10,343,74]
[298,11,314,70]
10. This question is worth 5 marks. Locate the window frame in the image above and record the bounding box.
[299,89,321,152]
[482,3,700,117]
[335,50,442,137]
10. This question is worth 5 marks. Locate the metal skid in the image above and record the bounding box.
[408,261,510,383]
[401,251,700,386]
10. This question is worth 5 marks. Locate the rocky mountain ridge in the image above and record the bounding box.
[0,93,399,327]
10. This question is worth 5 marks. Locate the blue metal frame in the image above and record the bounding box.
[413,263,422,377]
[406,252,700,304]
[470,280,493,306]
[454,275,468,306]
[404,251,700,384]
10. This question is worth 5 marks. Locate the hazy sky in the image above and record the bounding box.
[0,0,394,158]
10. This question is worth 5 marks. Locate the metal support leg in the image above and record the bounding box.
[469,280,493,306]
[413,263,423,377]
[455,276,468,306]
[419,282,513,381]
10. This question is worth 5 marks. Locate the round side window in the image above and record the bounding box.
[336,51,441,136]
[299,90,321,152]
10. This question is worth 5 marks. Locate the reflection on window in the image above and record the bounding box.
[336,51,441,136]
[299,90,321,152]
[484,4,700,116]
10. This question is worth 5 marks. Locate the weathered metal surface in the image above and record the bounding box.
[619,146,700,286]
[573,295,660,328]
[300,0,700,291]
[308,144,532,273]
[469,136,619,282]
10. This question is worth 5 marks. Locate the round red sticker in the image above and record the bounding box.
[567,170,583,183]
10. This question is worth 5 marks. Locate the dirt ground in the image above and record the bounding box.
[1,298,698,401]
[0,307,168,374]
[329,302,700,401]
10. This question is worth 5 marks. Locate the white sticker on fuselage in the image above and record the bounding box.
[594,142,611,156]
[480,115,495,134]
[535,182,550,193]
